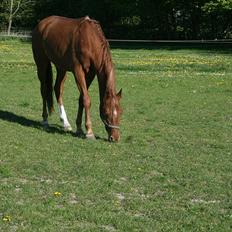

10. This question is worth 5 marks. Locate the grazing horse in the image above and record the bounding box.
[32,16,122,142]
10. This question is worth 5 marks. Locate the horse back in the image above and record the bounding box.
[32,16,110,73]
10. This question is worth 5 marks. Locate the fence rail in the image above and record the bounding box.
[108,39,232,44]
[1,30,232,44]
[0,30,32,39]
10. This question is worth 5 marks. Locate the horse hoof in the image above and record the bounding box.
[86,133,96,140]
[41,120,48,127]
[76,129,85,138]
[64,125,72,132]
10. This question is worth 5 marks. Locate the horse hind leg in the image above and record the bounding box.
[54,69,72,132]
[33,35,54,126]
[37,62,53,126]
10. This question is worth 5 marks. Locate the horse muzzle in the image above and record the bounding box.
[108,135,120,142]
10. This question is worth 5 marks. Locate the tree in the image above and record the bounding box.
[1,0,34,35]
[202,0,232,38]
[7,0,20,35]
[1,0,231,39]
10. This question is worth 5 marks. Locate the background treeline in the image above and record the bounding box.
[0,0,231,39]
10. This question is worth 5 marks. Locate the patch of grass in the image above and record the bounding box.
[0,40,232,231]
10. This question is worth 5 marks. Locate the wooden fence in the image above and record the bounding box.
[0,30,231,46]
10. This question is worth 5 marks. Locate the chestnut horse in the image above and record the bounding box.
[32,16,122,142]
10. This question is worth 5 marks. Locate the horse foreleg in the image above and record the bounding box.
[54,69,72,132]
[76,69,95,138]
[74,65,95,139]
[76,93,85,137]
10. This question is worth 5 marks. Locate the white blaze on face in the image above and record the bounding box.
[113,108,118,117]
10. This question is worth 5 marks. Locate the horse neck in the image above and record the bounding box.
[99,65,116,109]
[106,68,116,95]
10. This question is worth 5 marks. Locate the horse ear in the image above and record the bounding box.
[117,88,122,100]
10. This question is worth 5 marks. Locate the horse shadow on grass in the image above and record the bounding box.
[0,110,106,141]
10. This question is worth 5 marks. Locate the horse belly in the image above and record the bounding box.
[43,39,74,71]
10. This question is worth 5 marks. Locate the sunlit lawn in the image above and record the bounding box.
[0,39,232,231]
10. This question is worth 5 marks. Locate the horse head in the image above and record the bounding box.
[101,89,122,142]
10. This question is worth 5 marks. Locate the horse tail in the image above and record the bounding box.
[46,62,54,114]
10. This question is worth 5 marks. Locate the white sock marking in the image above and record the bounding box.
[58,105,71,128]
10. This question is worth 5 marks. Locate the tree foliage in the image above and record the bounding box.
[0,0,35,31]
[0,0,231,39]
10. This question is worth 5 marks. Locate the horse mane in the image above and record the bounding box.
[81,16,113,72]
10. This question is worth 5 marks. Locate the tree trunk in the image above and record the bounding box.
[7,0,14,35]
[7,17,13,35]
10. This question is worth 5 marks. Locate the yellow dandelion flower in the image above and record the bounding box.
[3,215,11,222]
[54,191,62,197]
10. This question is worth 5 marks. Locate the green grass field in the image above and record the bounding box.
[0,39,232,231]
